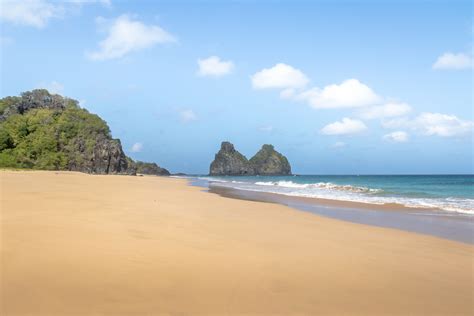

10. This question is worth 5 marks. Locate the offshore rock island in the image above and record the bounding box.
[209,141,292,176]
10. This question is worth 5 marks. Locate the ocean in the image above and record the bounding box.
[196,174,474,215]
[184,174,473,243]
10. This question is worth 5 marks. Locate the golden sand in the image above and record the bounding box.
[1,171,473,315]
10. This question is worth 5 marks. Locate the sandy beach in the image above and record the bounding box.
[1,171,473,315]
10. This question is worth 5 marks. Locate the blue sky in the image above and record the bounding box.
[1,0,472,174]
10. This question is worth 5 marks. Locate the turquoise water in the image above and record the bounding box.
[197,175,473,214]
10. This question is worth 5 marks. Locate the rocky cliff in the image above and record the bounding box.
[209,141,291,176]
[0,90,165,175]
[249,144,292,175]
[209,141,255,175]
[135,161,170,176]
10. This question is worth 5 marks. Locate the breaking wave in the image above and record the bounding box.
[203,177,473,215]
[254,181,382,193]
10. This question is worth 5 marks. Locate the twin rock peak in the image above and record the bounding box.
[210,141,292,176]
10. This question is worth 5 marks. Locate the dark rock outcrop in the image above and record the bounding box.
[209,141,291,176]
[0,90,166,176]
[249,144,291,175]
[209,141,255,175]
[66,135,133,174]
[135,161,170,176]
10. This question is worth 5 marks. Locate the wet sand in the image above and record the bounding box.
[206,184,474,244]
[1,171,473,315]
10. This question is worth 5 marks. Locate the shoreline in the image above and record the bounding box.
[2,171,473,315]
[187,175,473,215]
[191,179,474,244]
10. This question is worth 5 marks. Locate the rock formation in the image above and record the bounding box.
[209,141,291,176]
[135,161,170,176]
[209,141,255,175]
[0,90,166,175]
[250,144,292,175]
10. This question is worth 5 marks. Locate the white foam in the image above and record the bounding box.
[205,179,474,215]
[254,181,382,193]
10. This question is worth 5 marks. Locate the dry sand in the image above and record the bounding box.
[1,171,473,315]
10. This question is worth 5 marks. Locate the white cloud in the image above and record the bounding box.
[383,112,473,137]
[383,131,408,142]
[414,113,473,137]
[320,118,367,136]
[86,14,176,61]
[0,0,63,28]
[297,79,380,109]
[197,56,234,77]
[331,141,346,148]
[131,142,143,153]
[433,52,472,70]
[251,63,309,90]
[0,0,111,28]
[251,65,382,111]
[179,109,197,123]
[71,0,112,6]
[358,102,412,120]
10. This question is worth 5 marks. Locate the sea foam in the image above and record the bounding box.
[203,177,474,215]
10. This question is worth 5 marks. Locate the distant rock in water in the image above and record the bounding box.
[209,141,291,176]
[0,89,167,175]
[210,141,255,175]
[135,161,170,176]
[249,144,291,175]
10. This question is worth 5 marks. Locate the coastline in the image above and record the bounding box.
[191,175,474,215]
[200,182,474,244]
[2,171,473,315]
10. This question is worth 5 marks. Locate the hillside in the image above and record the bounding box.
[0,90,166,175]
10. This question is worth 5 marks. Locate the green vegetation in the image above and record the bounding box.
[0,96,20,116]
[0,90,118,171]
[249,144,291,175]
[0,106,110,170]
[249,144,289,167]
[135,161,170,176]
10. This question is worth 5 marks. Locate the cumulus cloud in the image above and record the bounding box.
[297,79,380,109]
[433,52,472,70]
[383,131,408,142]
[383,112,473,137]
[131,142,143,153]
[179,109,197,123]
[0,0,111,28]
[0,0,63,28]
[320,118,367,136]
[358,102,412,120]
[414,113,473,137]
[71,0,111,6]
[86,14,176,61]
[251,63,309,89]
[197,56,234,77]
[251,64,383,111]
